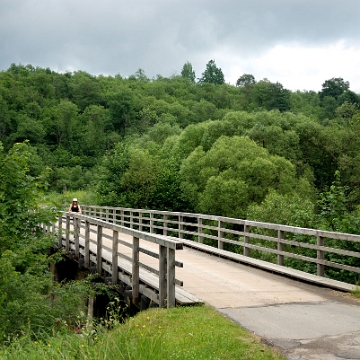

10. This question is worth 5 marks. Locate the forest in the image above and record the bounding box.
[1,60,360,351]
[1,60,360,235]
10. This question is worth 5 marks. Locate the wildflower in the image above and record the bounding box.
[142,325,146,328]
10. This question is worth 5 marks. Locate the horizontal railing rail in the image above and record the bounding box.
[81,205,360,283]
[50,212,184,308]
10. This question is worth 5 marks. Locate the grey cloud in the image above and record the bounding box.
[0,0,359,88]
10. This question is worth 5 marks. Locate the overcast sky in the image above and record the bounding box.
[1,0,360,92]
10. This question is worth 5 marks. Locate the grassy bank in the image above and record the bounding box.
[1,305,285,360]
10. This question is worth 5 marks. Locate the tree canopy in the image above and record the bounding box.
[198,60,225,85]
[1,63,360,230]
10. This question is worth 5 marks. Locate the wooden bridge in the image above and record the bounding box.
[46,206,360,358]
[47,205,359,310]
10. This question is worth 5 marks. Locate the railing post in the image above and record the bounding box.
[58,215,63,248]
[112,230,119,284]
[244,223,250,257]
[163,215,168,236]
[84,220,90,268]
[198,217,203,243]
[66,214,70,251]
[167,248,176,308]
[278,230,285,266]
[106,208,109,222]
[218,220,224,250]
[178,215,183,239]
[121,209,125,226]
[132,236,140,306]
[317,235,325,277]
[139,213,143,231]
[159,245,167,308]
[130,211,134,229]
[150,213,154,233]
[97,225,103,275]
[74,217,80,258]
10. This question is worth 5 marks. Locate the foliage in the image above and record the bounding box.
[0,141,95,341]
[0,141,56,251]
[319,77,350,100]
[1,62,360,232]
[179,135,310,218]
[198,59,225,85]
[236,73,256,88]
[180,61,196,84]
[0,306,286,360]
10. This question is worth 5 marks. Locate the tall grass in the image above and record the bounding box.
[0,306,285,360]
[39,190,98,210]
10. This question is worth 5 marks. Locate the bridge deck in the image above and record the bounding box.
[68,223,328,308]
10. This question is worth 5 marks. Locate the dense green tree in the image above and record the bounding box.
[338,90,360,107]
[235,74,256,109]
[0,141,97,339]
[0,92,11,143]
[80,104,107,156]
[69,71,104,111]
[247,190,316,228]
[9,113,46,144]
[289,90,322,117]
[236,74,256,87]
[320,112,360,205]
[106,87,136,135]
[179,136,311,218]
[321,95,338,120]
[319,77,349,100]
[336,101,358,121]
[0,142,55,249]
[181,61,196,84]
[145,117,182,145]
[53,100,80,149]
[199,60,225,85]
[133,68,149,82]
[252,79,290,112]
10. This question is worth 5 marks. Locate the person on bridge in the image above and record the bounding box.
[68,198,82,213]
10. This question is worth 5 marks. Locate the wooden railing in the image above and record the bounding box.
[81,205,360,283]
[51,212,184,308]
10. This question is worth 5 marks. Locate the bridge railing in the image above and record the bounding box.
[52,212,184,308]
[81,205,360,283]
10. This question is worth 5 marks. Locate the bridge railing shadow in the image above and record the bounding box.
[80,205,360,286]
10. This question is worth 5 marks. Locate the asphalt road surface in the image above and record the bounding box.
[176,248,360,360]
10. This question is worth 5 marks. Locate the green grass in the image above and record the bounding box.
[0,305,285,360]
[38,190,98,210]
[352,286,360,298]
